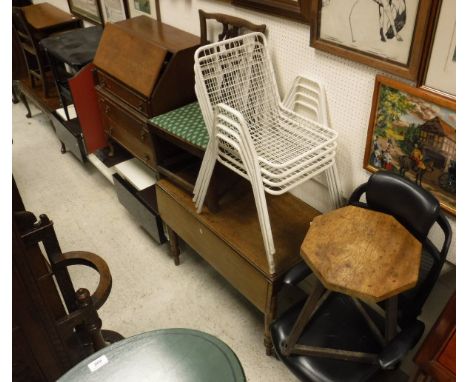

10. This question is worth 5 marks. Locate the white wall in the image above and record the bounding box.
[34,0,456,263]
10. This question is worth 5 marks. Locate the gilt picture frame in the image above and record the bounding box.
[310,0,434,80]
[364,75,456,215]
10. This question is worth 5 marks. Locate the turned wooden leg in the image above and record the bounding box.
[19,91,32,118]
[264,281,279,356]
[12,86,19,104]
[76,288,107,351]
[167,226,181,266]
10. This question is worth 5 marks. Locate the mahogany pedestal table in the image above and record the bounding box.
[281,205,422,362]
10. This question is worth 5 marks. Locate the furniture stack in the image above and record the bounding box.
[93,16,200,171]
[40,26,104,163]
[192,33,341,273]
[92,16,200,243]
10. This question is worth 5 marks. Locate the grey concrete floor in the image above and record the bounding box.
[12,102,455,381]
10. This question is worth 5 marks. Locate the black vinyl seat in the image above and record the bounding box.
[271,171,452,382]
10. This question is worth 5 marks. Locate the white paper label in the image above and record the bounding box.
[87,355,109,372]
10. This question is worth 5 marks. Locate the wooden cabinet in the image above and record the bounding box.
[413,293,456,381]
[93,16,200,171]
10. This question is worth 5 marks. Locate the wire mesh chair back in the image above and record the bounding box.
[195,33,281,139]
[193,34,341,272]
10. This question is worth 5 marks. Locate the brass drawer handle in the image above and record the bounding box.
[105,105,110,114]
[144,154,150,163]
[140,130,146,142]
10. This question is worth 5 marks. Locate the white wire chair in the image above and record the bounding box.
[283,75,344,209]
[193,33,339,273]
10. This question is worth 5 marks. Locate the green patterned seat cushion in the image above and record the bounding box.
[149,102,209,149]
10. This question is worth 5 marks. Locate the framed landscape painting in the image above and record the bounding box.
[364,75,456,215]
[310,0,434,80]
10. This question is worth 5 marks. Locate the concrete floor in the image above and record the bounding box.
[12,102,455,381]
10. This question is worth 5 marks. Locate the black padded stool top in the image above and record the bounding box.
[40,25,102,67]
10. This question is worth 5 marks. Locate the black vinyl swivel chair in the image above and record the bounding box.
[270,171,452,382]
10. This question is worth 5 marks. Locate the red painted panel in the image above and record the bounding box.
[69,63,107,153]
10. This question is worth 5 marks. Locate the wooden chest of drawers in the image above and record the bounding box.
[93,16,199,171]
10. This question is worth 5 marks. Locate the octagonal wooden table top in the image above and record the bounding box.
[300,205,422,302]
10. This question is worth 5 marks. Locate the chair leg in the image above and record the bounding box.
[193,136,218,204]
[19,91,32,118]
[195,148,217,213]
[167,226,181,266]
[12,85,19,104]
[250,178,276,273]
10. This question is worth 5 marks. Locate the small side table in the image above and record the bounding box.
[22,3,82,35]
[281,205,422,362]
[58,329,246,382]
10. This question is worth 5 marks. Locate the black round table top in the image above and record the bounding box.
[58,328,246,382]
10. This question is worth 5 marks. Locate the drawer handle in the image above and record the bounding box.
[105,105,110,114]
[140,130,146,142]
[144,154,150,163]
[138,101,145,110]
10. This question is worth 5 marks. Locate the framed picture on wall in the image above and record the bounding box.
[67,0,103,24]
[364,75,456,215]
[126,0,160,19]
[232,0,311,23]
[310,0,434,80]
[101,0,129,23]
[420,0,455,97]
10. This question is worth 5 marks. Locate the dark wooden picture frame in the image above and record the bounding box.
[67,0,104,24]
[310,0,434,80]
[232,0,311,23]
[364,75,456,215]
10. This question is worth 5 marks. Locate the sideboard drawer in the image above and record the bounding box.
[96,70,150,116]
[97,91,156,170]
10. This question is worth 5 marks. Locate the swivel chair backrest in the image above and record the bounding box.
[349,171,452,325]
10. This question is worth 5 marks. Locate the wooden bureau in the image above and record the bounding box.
[93,16,200,171]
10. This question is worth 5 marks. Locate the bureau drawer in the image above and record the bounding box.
[96,70,150,116]
[97,92,156,170]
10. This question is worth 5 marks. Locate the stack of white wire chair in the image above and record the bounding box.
[282,75,343,210]
[193,33,341,273]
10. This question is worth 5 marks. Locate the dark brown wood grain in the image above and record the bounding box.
[156,178,321,353]
[413,293,456,381]
[232,0,311,23]
[94,22,167,98]
[22,3,78,31]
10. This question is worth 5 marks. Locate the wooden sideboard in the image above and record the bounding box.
[413,293,456,381]
[156,178,321,354]
[93,16,200,171]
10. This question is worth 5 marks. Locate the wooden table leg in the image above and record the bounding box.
[385,295,398,343]
[264,281,279,356]
[18,87,32,118]
[167,226,181,266]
